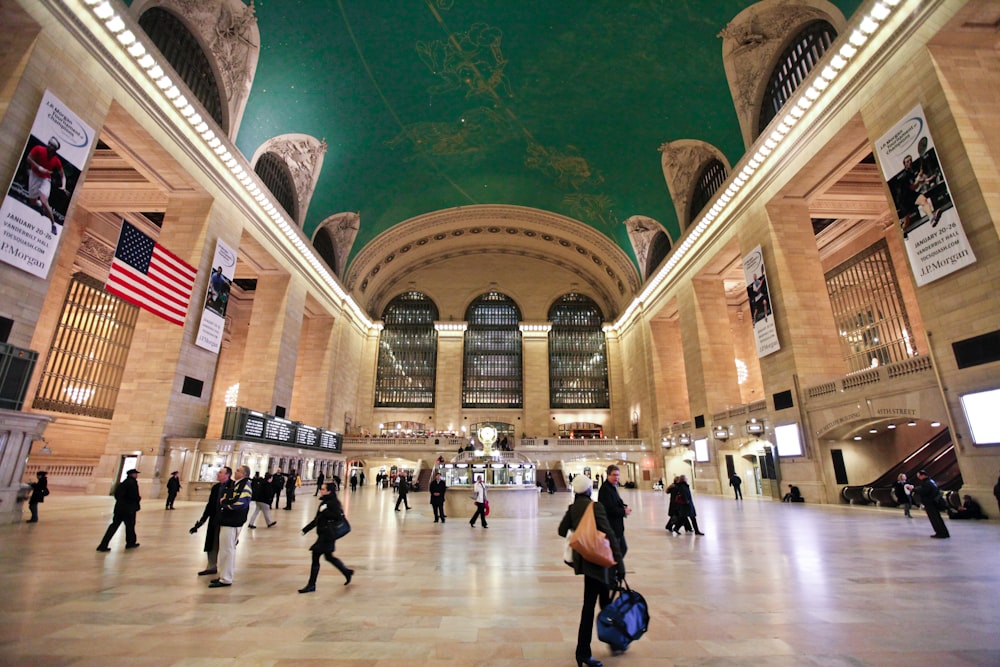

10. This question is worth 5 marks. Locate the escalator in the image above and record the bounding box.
[841,428,962,505]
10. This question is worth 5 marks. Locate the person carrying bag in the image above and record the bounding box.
[558,475,626,667]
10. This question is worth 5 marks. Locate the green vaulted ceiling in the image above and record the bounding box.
[234,0,861,269]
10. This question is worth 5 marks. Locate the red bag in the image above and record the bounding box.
[484,500,490,516]
[568,502,616,567]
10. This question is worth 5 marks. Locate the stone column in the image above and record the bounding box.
[433,324,466,438]
[291,313,338,427]
[520,324,550,440]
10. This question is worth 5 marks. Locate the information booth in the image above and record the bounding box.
[440,454,539,519]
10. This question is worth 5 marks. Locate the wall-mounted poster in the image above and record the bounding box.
[743,244,780,358]
[195,238,237,353]
[875,104,975,286]
[0,90,94,279]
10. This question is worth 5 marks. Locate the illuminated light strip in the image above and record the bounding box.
[74,0,375,330]
[611,0,904,331]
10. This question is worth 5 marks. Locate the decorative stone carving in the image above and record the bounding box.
[659,140,731,232]
[623,215,668,282]
[719,0,846,150]
[129,0,260,138]
[315,211,361,279]
[253,134,328,226]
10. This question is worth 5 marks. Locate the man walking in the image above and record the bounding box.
[210,465,253,587]
[395,473,411,511]
[271,469,284,509]
[97,469,141,552]
[598,465,632,557]
[915,469,950,539]
[429,472,446,522]
[284,468,298,510]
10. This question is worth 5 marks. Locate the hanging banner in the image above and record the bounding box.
[195,238,237,352]
[0,90,94,278]
[875,104,975,286]
[743,244,780,358]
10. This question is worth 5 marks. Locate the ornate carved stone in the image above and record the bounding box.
[315,211,361,279]
[659,140,730,232]
[623,215,668,282]
[719,0,847,150]
[254,134,328,226]
[129,0,260,138]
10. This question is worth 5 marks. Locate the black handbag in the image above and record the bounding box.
[333,516,351,539]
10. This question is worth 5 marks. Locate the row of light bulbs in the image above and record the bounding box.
[614,0,907,331]
[77,0,375,329]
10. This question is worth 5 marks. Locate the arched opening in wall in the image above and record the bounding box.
[757,20,837,137]
[687,159,728,226]
[375,292,439,408]
[644,232,672,278]
[463,292,522,409]
[312,226,338,275]
[548,293,609,409]
[137,7,226,132]
[254,152,298,222]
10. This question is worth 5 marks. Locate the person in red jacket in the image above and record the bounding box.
[26,137,68,234]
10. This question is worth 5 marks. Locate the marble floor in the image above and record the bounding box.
[1,486,999,667]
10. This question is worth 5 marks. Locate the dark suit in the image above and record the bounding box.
[915,476,949,538]
[429,478,446,521]
[98,474,141,549]
[597,481,629,557]
[395,477,411,510]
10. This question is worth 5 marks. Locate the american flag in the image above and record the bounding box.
[105,221,197,327]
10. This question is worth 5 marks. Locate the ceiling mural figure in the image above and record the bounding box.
[416,22,511,102]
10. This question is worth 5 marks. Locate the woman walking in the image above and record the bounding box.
[299,483,353,593]
[558,474,626,667]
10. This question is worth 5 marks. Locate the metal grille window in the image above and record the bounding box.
[138,7,225,130]
[758,21,836,136]
[375,292,438,407]
[688,159,728,224]
[825,240,916,373]
[463,292,522,408]
[33,273,138,418]
[548,294,609,409]
[254,152,299,221]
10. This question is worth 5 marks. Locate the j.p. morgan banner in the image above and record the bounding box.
[875,104,975,286]
[0,90,94,278]
[743,245,780,358]
[195,238,237,353]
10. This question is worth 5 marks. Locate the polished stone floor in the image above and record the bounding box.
[2,485,999,666]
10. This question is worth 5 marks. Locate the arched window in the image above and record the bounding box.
[374,292,438,407]
[463,292,522,408]
[138,7,225,131]
[312,228,337,275]
[548,294,609,409]
[688,159,728,224]
[644,232,672,279]
[254,152,298,221]
[758,20,837,135]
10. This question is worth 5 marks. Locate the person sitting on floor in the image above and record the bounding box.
[782,485,804,503]
[948,495,987,520]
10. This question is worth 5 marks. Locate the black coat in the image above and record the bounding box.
[197,482,224,553]
[29,477,49,504]
[597,481,628,540]
[302,495,345,554]
[429,479,446,505]
[669,481,696,518]
[558,495,625,585]
[114,476,141,513]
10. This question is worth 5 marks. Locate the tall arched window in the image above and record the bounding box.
[688,159,728,224]
[548,294,609,409]
[463,292,522,408]
[374,292,438,407]
[138,7,226,131]
[644,232,672,280]
[758,20,837,136]
[254,152,298,221]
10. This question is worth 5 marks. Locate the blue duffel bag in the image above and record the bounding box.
[597,578,649,651]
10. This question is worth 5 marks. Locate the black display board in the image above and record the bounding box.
[222,406,342,452]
